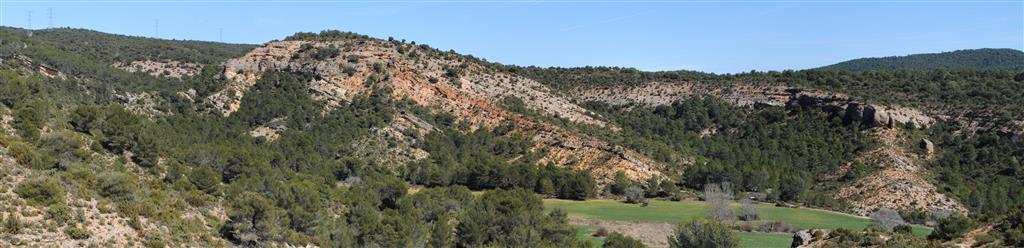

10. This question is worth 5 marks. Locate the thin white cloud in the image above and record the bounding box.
[560,10,652,31]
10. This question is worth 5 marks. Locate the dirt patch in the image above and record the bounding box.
[570,217,676,247]
[957,225,995,248]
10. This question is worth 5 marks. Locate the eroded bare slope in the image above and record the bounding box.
[208,39,662,183]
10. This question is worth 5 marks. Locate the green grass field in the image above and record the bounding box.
[546,199,931,247]
[575,225,606,247]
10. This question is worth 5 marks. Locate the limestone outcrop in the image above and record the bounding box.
[571,82,934,129]
[206,39,663,182]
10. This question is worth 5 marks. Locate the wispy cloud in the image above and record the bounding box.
[560,10,652,31]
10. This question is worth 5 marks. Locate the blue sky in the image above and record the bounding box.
[1,0,1021,73]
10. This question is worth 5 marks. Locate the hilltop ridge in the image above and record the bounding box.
[818,48,1024,72]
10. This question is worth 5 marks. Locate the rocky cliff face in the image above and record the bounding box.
[207,39,662,182]
[571,82,935,129]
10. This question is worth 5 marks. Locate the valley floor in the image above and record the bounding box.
[543,199,932,248]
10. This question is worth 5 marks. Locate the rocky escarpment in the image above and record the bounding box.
[571,82,934,129]
[1,54,66,79]
[207,39,663,182]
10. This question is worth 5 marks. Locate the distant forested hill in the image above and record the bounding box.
[818,48,1024,71]
[4,27,257,64]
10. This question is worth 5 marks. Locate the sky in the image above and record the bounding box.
[0,0,1021,73]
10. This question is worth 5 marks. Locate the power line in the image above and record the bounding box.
[27,10,32,29]
[154,19,159,38]
[48,8,53,28]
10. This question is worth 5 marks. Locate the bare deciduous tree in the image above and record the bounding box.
[739,197,759,221]
[870,208,906,232]
[704,182,736,223]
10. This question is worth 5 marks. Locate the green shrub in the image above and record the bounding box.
[184,190,216,207]
[64,225,92,239]
[224,192,288,245]
[144,235,167,248]
[39,131,89,161]
[624,186,647,205]
[131,135,159,168]
[188,166,221,194]
[997,205,1024,246]
[603,232,645,248]
[47,203,73,226]
[827,228,863,246]
[97,172,138,201]
[668,219,738,248]
[610,171,632,195]
[2,213,22,234]
[7,141,52,170]
[12,102,47,141]
[893,224,913,234]
[14,177,65,206]
[928,215,975,241]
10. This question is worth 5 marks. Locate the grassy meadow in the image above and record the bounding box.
[545,199,932,247]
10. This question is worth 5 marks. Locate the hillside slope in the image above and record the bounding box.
[515,66,1021,219]
[0,27,1022,247]
[211,36,663,183]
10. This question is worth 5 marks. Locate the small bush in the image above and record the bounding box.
[813,230,826,239]
[829,228,863,244]
[603,232,645,248]
[65,225,92,239]
[739,198,759,221]
[40,131,89,163]
[312,46,340,60]
[98,172,138,201]
[858,235,882,246]
[593,227,609,237]
[8,141,51,170]
[184,190,216,207]
[3,213,22,234]
[624,186,647,205]
[14,177,65,206]
[343,66,357,76]
[188,166,221,194]
[893,224,913,234]
[144,235,167,248]
[47,204,73,226]
[128,216,143,230]
[668,219,739,248]
[928,215,975,241]
[756,221,796,233]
